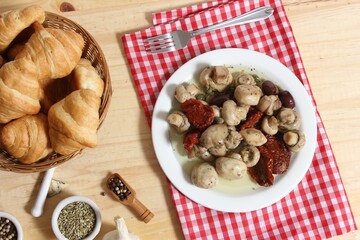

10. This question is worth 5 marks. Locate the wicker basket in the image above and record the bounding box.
[0,12,112,173]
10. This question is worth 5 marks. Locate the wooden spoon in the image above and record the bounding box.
[106,173,154,223]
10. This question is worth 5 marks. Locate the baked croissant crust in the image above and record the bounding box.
[0,5,45,52]
[1,113,52,164]
[16,22,84,83]
[70,58,104,97]
[0,56,5,67]
[48,89,101,155]
[0,57,41,123]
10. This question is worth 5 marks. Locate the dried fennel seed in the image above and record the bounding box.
[57,201,96,240]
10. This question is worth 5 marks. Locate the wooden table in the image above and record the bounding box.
[0,1,359,239]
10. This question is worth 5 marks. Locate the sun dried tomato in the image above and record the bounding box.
[248,146,274,187]
[183,130,202,153]
[180,99,214,130]
[240,107,263,130]
[248,134,292,186]
[264,134,291,174]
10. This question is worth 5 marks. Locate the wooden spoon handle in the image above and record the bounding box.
[129,197,154,223]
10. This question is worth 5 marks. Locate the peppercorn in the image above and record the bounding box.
[0,217,17,240]
[107,176,131,201]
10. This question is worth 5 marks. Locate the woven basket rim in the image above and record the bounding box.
[0,12,112,173]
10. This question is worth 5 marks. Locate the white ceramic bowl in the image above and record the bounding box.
[152,48,317,212]
[0,211,23,240]
[51,196,101,240]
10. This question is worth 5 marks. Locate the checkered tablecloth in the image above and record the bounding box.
[122,0,357,239]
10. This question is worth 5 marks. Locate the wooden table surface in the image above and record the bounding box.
[0,0,359,239]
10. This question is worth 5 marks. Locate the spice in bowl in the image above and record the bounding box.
[52,196,101,240]
[0,217,17,239]
[57,201,96,240]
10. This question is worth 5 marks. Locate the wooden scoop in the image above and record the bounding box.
[106,173,154,223]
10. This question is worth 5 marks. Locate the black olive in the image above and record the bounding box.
[262,80,279,95]
[279,90,295,108]
[208,93,231,107]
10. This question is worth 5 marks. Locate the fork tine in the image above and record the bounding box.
[144,32,172,42]
[145,41,175,51]
[143,37,173,47]
[145,42,177,54]
[147,45,177,54]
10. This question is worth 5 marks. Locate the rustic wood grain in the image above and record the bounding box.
[0,0,359,239]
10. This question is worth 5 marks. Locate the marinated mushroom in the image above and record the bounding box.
[232,72,256,86]
[283,130,306,152]
[239,145,260,167]
[199,124,228,155]
[199,66,233,92]
[234,84,262,106]
[174,83,200,103]
[208,144,227,156]
[215,154,247,180]
[240,128,267,146]
[188,145,215,161]
[261,116,279,135]
[167,111,190,133]
[256,95,282,116]
[211,105,224,124]
[221,100,248,126]
[191,162,219,189]
[277,107,301,131]
[224,129,243,149]
[187,144,204,157]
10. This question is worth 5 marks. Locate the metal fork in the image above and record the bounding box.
[143,6,274,54]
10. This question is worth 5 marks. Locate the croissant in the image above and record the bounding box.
[16,22,84,83]
[1,113,52,164]
[0,5,45,52]
[0,57,41,123]
[70,58,104,97]
[6,43,25,61]
[40,75,71,114]
[48,89,101,155]
[0,55,5,67]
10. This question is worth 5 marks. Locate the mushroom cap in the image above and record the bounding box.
[234,84,263,106]
[240,128,267,146]
[233,72,256,86]
[215,156,247,180]
[209,144,227,157]
[283,130,306,152]
[240,145,260,167]
[199,66,233,92]
[261,116,279,135]
[256,95,282,116]
[221,100,248,126]
[167,111,190,133]
[224,129,243,149]
[200,124,228,149]
[191,162,219,189]
[277,107,301,131]
[174,83,200,103]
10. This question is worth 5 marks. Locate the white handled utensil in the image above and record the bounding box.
[143,6,274,53]
[31,168,55,217]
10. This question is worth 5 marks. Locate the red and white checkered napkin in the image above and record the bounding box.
[122,0,357,239]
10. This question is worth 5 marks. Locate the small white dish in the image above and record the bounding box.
[0,211,23,240]
[51,196,101,240]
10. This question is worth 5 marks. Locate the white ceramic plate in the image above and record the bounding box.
[151,48,317,212]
